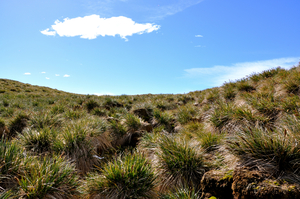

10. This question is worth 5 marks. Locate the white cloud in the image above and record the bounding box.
[94,92,114,96]
[24,73,31,75]
[40,28,56,36]
[184,57,300,87]
[63,74,70,77]
[195,35,203,37]
[195,45,204,47]
[41,72,46,74]
[55,74,60,76]
[46,77,50,80]
[149,0,204,21]
[41,15,160,41]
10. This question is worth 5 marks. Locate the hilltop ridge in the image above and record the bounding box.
[1,64,300,198]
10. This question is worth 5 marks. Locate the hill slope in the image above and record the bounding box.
[1,64,300,198]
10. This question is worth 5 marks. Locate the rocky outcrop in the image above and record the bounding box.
[201,170,233,199]
[200,168,300,199]
[232,168,300,199]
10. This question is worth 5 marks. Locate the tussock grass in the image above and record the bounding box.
[156,135,208,191]
[17,128,55,154]
[227,127,300,182]
[30,111,62,129]
[160,186,200,199]
[54,123,98,173]
[82,152,157,199]
[8,112,29,137]
[18,155,79,198]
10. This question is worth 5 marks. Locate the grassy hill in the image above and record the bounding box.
[1,64,300,198]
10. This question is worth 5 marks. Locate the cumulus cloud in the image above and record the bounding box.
[195,35,203,37]
[184,57,300,87]
[63,74,70,77]
[41,28,56,36]
[41,15,160,41]
[24,73,31,75]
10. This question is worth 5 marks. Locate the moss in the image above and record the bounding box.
[288,185,295,191]
[221,170,233,181]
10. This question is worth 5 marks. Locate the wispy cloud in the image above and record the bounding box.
[41,72,46,74]
[55,74,60,76]
[148,0,204,21]
[84,0,203,22]
[184,57,300,87]
[41,15,160,41]
[195,35,203,37]
[24,73,31,75]
[195,45,205,47]
[46,77,50,80]
[63,74,70,77]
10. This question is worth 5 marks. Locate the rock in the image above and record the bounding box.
[232,168,300,199]
[174,125,183,133]
[201,170,233,199]
[194,102,199,106]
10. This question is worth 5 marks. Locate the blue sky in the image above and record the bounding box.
[1,0,300,95]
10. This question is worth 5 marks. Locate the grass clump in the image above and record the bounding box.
[85,99,99,112]
[0,138,24,190]
[17,128,55,154]
[153,109,175,132]
[160,186,200,199]
[227,127,300,181]
[8,112,29,137]
[82,152,157,199]
[156,135,208,191]
[18,155,79,198]
[177,106,198,125]
[123,113,142,133]
[54,123,97,173]
[30,111,62,129]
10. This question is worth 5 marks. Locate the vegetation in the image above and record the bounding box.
[1,64,300,197]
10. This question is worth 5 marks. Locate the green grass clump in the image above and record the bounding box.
[222,82,237,100]
[228,127,300,180]
[160,186,200,199]
[17,128,55,154]
[8,112,29,137]
[85,99,99,112]
[0,138,24,188]
[198,132,223,151]
[18,155,79,198]
[30,111,62,129]
[156,135,208,191]
[284,69,300,94]
[235,79,255,92]
[82,152,157,199]
[177,106,198,125]
[153,109,175,132]
[92,107,107,117]
[123,113,142,133]
[54,123,97,173]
